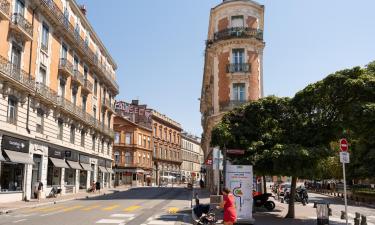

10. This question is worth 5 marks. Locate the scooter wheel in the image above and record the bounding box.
[265,201,275,211]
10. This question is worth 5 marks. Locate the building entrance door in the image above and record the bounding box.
[31,155,42,199]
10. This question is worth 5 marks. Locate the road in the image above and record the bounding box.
[307,192,375,224]
[0,187,193,225]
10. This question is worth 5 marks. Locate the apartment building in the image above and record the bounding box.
[152,111,182,186]
[113,115,153,187]
[200,0,265,190]
[181,132,203,183]
[0,0,118,202]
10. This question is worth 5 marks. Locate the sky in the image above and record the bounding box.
[78,0,375,136]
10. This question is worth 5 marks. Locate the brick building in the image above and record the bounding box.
[200,0,265,191]
[0,0,118,202]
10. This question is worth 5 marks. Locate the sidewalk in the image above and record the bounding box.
[0,185,131,214]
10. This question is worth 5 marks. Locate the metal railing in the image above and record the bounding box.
[0,0,10,18]
[0,56,35,89]
[209,27,263,44]
[11,13,33,38]
[41,43,48,52]
[227,63,251,73]
[58,58,74,75]
[220,100,247,111]
[36,82,58,103]
[35,0,118,93]
[72,69,84,85]
[83,78,93,92]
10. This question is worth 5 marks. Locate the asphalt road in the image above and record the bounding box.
[0,187,193,225]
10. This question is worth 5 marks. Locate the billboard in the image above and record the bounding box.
[225,165,254,223]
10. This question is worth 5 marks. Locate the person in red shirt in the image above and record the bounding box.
[218,187,237,225]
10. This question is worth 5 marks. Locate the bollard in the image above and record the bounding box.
[361,215,367,225]
[341,211,346,220]
[281,198,284,203]
[354,212,361,225]
[313,202,317,208]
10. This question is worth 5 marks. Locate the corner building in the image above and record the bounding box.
[0,0,118,202]
[200,0,265,190]
[152,111,182,186]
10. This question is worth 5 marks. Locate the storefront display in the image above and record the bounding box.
[47,148,69,187]
[0,163,23,192]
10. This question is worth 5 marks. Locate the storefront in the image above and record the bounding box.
[0,135,32,203]
[79,154,92,190]
[64,150,81,194]
[98,158,107,188]
[105,160,113,188]
[47,148,69,192]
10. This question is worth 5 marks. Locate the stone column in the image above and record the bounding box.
[61,168,65,195]
[75,170,79,193]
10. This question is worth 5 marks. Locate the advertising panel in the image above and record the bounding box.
[225,165,254,223]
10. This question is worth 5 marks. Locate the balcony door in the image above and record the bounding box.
[233,83,245,102]
[232,49,244,72]
[231,15,244,28]
[11,44,22,76]
[37,67,46,85]
[61,44,68,59]
[15,0,25,16]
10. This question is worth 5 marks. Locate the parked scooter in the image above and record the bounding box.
[284,187,309,206]
[253,193,276,211]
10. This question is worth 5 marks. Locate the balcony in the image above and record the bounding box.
[102,98,115,112]
[81,78,93,93]
[72,69,84,85]
[35,82,58,104]
[0,56,35,91]
[31,0,119,94]
[227,63,251,73]
[10,13,33,41]
[0,0,10,20]
[207,27,263,46]
[58,58,74,78]
[220,100,247,111]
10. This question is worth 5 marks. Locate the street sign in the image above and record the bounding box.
[340,152,350,164]
[226,149,245,155]
[340,139,348,152]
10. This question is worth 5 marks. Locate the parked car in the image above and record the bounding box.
[278,183,291,196]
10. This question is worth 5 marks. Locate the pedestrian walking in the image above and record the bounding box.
[217,187,237,225]
[96,181,101,194]
[37,180,43,202]
[90,181,96,193]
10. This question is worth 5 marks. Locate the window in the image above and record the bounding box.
[231,15,244,28]
[58,77,66,97]
[159,127,162,138]
[107,143,110,155]
[15,0,25,16]
[94,79,98,96]
[107,113,111,128]
[72,86,77,105]
[169,133,172,142]
[138,153,141,164]
[233,83,245,101]
[125,133,131,144]
[143,136,146,147]
[81,130,85,147]
[37,66,46,85]
[57,119,63,140]
[11,44,21,71]
[83,65,88,79]
[159,148,162,158]
[125,152,132,165]
[41,22,49,51]
[232,49,245,72]
[36,109,44,134]
[114,132,120,144]
[164,130,167,140]
[173,134,176,143]
[73,56,79,71]
[7,97,17,125]
[0,163,24,192]
[138,134,142,146]
[101,111,105,127]
[92,135,96,151]
[93,106,97,119]
[101,139,104,153]
[114,151,120,164]
[147,137,151,149]
[154,126,157,137]
[153,146,156,157]
[70,125,75,144]
[61,43,68,59]
[65,168,75,185]
[143,154,146,164]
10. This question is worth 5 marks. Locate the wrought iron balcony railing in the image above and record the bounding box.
[207,27,263,45]
[227,63,251,73]
[82,78,93,92]
[220,100,247,111]
[11,13,33,39]
[58,58,74,77]
[36,82,58,103]
[0,56,35,90]
[0,0,10,20]
[33,0,119,93]
[72,69,84,85]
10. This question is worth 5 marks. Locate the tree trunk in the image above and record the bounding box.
[263,175,267,193]
[285,176,297,218]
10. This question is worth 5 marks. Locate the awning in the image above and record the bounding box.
[98,166,108,173]
[49,157,69,168]
[4,150,34,164]
[67,160,82,170]
[106,167,114,173]
[80,163,93,171]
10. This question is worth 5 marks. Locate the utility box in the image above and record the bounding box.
[316,203,329,225]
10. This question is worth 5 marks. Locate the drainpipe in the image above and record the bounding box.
[26,7,36,134]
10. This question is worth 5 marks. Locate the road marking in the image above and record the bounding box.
[12,219,27,223]
[62,205,83,212]
[147,220,176,225]
[81,204,101,211]
[40,205,66,212]
[110,214,135,218]
[159,215,178,219]
[26,206,50,212]
[124,205,141,212]
[96,219,125,224]
[167,207,179,214]
[102,204,120,211]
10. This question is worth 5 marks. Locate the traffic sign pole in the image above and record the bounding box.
[340,138,349,225]
[342,162,348,225]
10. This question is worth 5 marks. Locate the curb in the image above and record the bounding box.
[311,191,375,209]
[0,187,130,215]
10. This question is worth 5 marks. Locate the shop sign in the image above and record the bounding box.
[106,160,113,167]
[65,150,79,161]
[48,147,64,159]
[79,154,90,164]
[98,158,106,167]
[1,135,29,153]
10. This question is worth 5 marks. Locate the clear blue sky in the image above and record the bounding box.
[78,0,375,136]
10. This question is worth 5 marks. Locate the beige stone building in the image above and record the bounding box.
[0,0,118,202]
[200,0,265,190]
[152,110,182,186]
[181,132,203,183]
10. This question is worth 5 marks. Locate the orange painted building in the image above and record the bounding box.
[0,0,118,202]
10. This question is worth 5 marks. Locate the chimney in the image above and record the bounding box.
[132,100,139,106]
[79,4,87,16]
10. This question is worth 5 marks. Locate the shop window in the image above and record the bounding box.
[0,162,24,192]
[7,96,18,125]
[64,168,76,185]
[47,163,61,186]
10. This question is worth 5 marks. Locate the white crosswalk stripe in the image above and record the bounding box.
[96,213,136,225]
[96,219,125,224]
